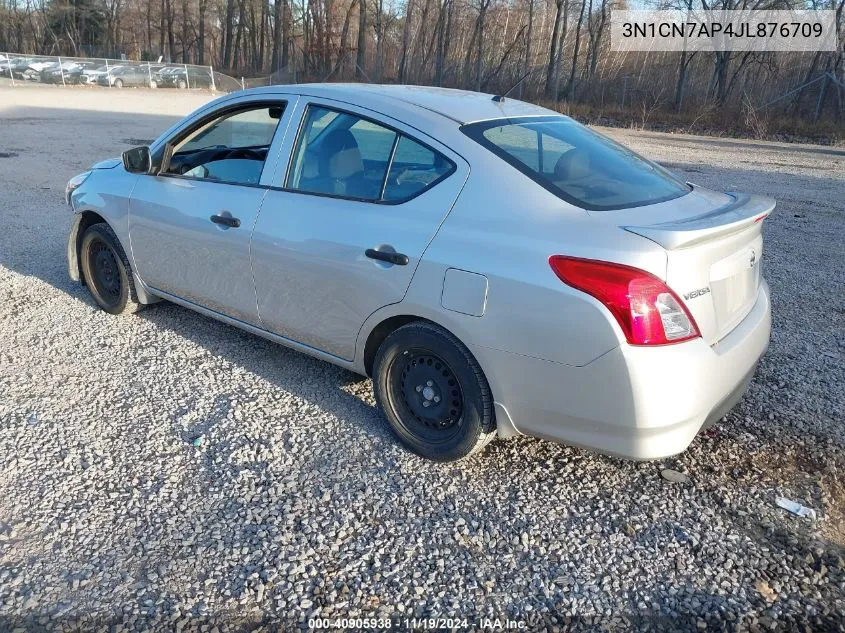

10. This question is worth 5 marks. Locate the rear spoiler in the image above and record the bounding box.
[623,192,775,250]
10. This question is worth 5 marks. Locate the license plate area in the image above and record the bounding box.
[710,247,761,338]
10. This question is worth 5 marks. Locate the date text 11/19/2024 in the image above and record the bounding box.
[307,617,527,630]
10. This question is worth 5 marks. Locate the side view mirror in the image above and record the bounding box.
[122,146,152,174]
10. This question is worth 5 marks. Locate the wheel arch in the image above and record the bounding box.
[362,314,428,378]
[359,309,482,378]
[68,210,159,305]
[358,308,520,439]
[69,210,110,284]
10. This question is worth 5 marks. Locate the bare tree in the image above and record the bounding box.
[545,0,568,99]
[355,0,366,78]
[398,0,414,82]
[564,0,587,99]
[0,0,841,135]
[585,0,609,80]
[519,0,534,97]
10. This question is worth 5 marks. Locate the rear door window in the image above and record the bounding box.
[462,116,690,210]
[287,105,455,202]
[287,106,395,200]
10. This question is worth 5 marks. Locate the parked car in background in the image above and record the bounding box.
[39,61,69,83]
[65,85,773,462]
[26,59,56,73]
[2,57,63,82]
[97,65,151,88]
[83,64,118,85]
[1,57,36,79]
[40,61,99,84]
[1,56,18,78]
[23,61,56,80]
[154,67,180,87]
[39,63,68,84]
[63,61,101,84]
[156,65,213,89]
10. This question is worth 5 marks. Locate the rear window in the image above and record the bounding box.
[461,116,690,211]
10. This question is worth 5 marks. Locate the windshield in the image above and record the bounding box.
[461,116,690,211]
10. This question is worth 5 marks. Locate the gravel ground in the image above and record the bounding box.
[1,85,844,632]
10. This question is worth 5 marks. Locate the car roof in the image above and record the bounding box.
[237,83,558,125]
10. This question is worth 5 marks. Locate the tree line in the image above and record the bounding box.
[1,0,843,124]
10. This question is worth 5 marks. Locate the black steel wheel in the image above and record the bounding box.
[89,239,122,306]
[79,223,142,315]
[399,352,464,440]
[374,321,496,461]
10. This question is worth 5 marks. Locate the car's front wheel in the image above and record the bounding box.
[114,78,123,88]
[373,322,496,462]
[79,223,142,315]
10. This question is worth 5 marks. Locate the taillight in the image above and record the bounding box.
[548,256,700,346]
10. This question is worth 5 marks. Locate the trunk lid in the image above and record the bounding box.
[591,186,774,345]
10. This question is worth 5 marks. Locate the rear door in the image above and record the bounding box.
[251,98,469,360]
[128,95,298,325]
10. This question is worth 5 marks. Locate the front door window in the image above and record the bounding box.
[163,105,284,186]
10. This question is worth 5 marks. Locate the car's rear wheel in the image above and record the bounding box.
[79,223,142,315]
[177,79,187,89]
[373,321,496,462]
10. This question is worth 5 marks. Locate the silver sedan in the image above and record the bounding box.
[66,84,773,462]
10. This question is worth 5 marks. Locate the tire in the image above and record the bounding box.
[150,80,157,89]
[114,78,123,88]
[79,223,143,315]
[177,79,187,89]
[373,321,496,462]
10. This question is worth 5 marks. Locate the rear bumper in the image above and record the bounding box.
[475,280,771,459]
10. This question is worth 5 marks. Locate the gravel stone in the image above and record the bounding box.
[661,468,691,484]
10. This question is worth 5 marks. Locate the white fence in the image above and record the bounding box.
[0,52,242,92]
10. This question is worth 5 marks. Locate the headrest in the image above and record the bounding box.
[321,129,364,180]
[554,150,590,181]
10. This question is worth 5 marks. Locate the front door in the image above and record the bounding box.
[128,98,295,324]
[251,100,469,360]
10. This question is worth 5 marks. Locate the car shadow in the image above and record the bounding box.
[134,300,384,432]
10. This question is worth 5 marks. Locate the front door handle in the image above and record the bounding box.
[210,214,240,228]
[365,248,409,266]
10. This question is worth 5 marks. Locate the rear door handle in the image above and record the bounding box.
[365,248,409,266]
[210,214,241,228]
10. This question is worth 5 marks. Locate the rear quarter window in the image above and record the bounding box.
[383,136,454,202]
